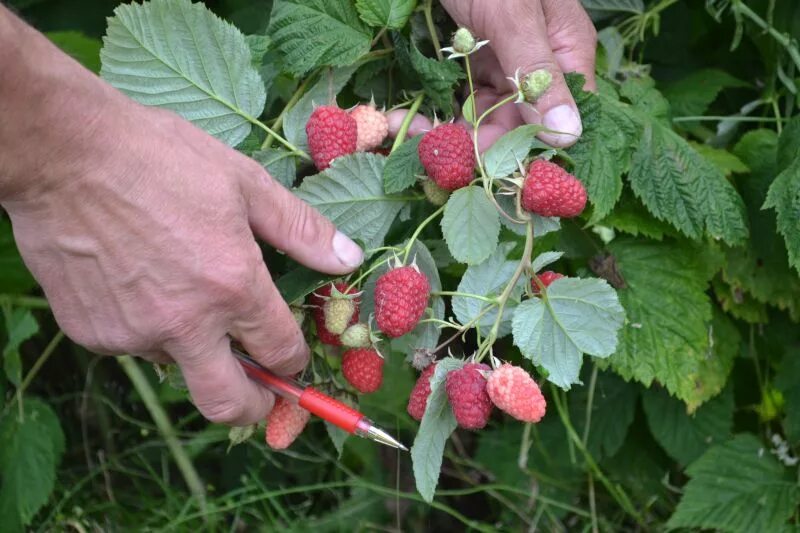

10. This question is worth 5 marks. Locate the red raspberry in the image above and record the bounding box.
[417,123,476,190]
[486,364,546,422]
[407,363,437,421]
[374,266,430,337]
[265,397,310,449]
[522,159,587,218]
[445,363,493,429]
[342,348,384,393]
[306,105,357,170]
[533,271,564,294]
[310,282,359,345]
[350,105,388,152]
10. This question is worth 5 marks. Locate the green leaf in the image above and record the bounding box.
[600,192,679,241]
[251,149,296,188]
[452,243,524,338]
[411,357,464,503]
[777,116,800,172]
[643,385,734,466]
[691,142,750,177]
[512,278,625,389]
[0,219,36,295]
[2,309,39,387]
[567,75,637,221]
[628,119,748,245]
[46,31,101,73]
[532,251,564,273]
[667,434,799,533]
[268,0,372,76]
[763,157,800,275]
[604,238,735,411]
[283,66,358,153]
[100,0,265,147]
[383,135,424,194]
[355,0,416,29]
[295,153,407,249]
[325,421,349,457]
[495,193,560,237]
[0,398,65,532]
[245,34,272,66]
[662,68,748,118]
[725,129,800,320]
[581,0,643,13]
[409,43,464,116]
[620,77,670,123]
[441,186,500,265]
[570,370,638,459]
[483,125,549,179]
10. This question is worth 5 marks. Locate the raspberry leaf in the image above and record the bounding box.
[411,357,465,503]
[295,153,407,249]
[0,398,65,531]
[604,238,737,411]
[763,157,800,276]
[642,385,734,466]
[408,43,464,117]
[441,186,500,265]
[662,68,748,119]
[355,0,416,30]
[268,0,371,76]
[628,119,749,245]
[383,135,424,194]
[667,434,799,532]
[251,149,297,188]
[532,251,564,273]
[100,0,266,147]
[512,277,624,389]
[452,243,525,338]
[2,309,39,386]
[283,66,358,153]
[483,125,550,179]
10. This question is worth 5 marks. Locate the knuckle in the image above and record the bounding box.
[203,251,260,305]
[199,397,249,425]
[283,202,323,244]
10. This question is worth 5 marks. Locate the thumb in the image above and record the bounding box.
[244,170,364,275]
[487,2,583,148]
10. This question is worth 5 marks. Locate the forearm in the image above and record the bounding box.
[0,5,119,206]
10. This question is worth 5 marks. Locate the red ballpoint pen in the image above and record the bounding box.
[232,348,408,451]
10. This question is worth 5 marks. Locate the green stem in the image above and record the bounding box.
[431,290,494,303]
[672,115,782,123]
[0,294,50,309]
[582,364,598,446]
[2,331,64,419]
[734,1,800,71]
[423,0,443,61]
[118,355,207,511]
[390,93,425,153]
[551,388,644,526]
[261,73,317,150]
[252,118,309,160]
[402,204,446,263]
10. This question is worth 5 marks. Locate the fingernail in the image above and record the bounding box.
[332,231,363,268]
[541,105,583,148]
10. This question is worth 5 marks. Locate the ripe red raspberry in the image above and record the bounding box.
[342,348,384,393]
[374,265,430,337]
[533,271,564,294]
[306,105,357,170]
[310,282,359,345]
[265,397,310,449]
[445,363,493,429]
[522,159,587,218]
[486,364,546,422]
[407,363,437,421]
[418,123,476,190]
[350,105,388,152]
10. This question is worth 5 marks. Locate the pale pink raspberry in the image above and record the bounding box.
[265,397,310,449]
[486,364,546,423]
[350,105,389,152]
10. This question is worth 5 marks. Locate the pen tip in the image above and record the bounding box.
[365,424,408,451]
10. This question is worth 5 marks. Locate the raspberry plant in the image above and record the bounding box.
[3,0,800,530]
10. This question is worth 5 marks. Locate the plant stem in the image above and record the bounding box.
[118,355,207,512]
[423,0,443,61]
[252,118,310,160]
[734,1,800,72]
[551,388,644,526]
[390,93,425,152]
[582,364,598,445]
[261,74,316,150]
[0,294,50,309]
[402,204,446,263]
[431,291,495,303]
[2,330,64,420]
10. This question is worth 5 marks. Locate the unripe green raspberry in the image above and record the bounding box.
[452,27,477,55]
[422,179,450,206]
[340,323,370,348]
[323,298,356,335]
[521,69,552,104]
[290,306,305,328]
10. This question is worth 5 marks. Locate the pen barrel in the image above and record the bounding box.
[238,358,303,400]
[298,387,363,434]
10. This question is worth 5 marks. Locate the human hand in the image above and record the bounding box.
[2,92,363,426]
[387,0,597,150]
